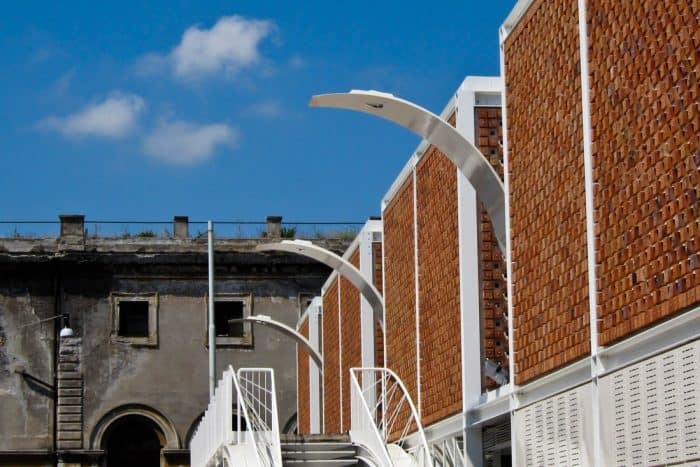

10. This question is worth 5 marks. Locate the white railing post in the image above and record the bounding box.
[190,366,282,467]
[350,367,434,467]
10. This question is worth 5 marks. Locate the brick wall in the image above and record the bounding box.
[322,279,341,433]
[504,0,590,384]
[588,0,700,345]
[297,320,310,434]
[383,177,419,404]
[373,242,385,367]
[415,144,463,424]
[476,107,509,390]
[339,250,361,432]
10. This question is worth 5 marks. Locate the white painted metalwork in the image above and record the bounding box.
[236,368,283,467]
[257,240,385,331]
[310,90,506,253]
[350,367,433,467]
[599,339,700,466]
[430,436,466,467]
[513,383,592,466]
[190,366,282,467]
[231,315,323,369]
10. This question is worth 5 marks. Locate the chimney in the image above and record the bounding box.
[59,215,85,249]
[173,216,189,239]
[266,216,282,238]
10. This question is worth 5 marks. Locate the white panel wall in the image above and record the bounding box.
[513,384,593,466]
[600,339,700,466]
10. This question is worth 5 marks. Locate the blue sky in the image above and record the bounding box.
[1,1,513,225]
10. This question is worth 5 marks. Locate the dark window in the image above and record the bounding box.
[214,301,244,337]
[118,301,149,337]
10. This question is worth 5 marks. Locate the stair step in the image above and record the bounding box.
[282,450,356,460]
[282,461,357,466]
[281,433,350,443]
[281,442,355,452]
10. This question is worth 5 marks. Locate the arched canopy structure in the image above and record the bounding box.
[229,314,323,369]
[310,90,506,253]
[256,240,385,331]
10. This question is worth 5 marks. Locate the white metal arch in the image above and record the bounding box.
[310,90,506,253]
[230,315,323,369]
[256,240,385,332]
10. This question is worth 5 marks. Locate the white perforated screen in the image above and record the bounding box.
[513,383,592,466]
[600,339,700,466]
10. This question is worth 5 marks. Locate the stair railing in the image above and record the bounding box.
[189,366,282,467]
[235,368,283,467]
[350,367,433,467]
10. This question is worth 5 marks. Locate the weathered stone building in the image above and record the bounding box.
[0,215,344,466]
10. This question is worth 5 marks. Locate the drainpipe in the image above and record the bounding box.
[208,221,216,398]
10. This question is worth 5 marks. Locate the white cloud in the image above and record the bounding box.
[288,55,304,70]
[40,93,145,138]
[143,120,239,165]
[243,100,282,119]
[138,15,275,81]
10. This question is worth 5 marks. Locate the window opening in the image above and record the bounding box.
[215,301,244,338]
[118,301,149,337]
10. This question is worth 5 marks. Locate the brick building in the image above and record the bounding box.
[294,0,699,465]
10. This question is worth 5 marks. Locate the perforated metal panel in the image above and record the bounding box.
[513,383,592,466]
[600,339,700,466]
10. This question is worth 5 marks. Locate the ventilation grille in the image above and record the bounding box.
[514,384,591,466]
[600,339,700,465]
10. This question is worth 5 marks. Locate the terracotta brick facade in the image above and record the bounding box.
[476,107,509,390]
[383,177,419,404]
[373,242,385,367]
[415,145,463,424]
[339,250,361,432]
[322,279,341,433]
[504,0,591,385]
[588,0,700,345]
[297,320,310,434]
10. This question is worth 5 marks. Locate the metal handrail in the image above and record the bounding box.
[236,368,283,467]
[350,367,433,467]
[189,366,282,467]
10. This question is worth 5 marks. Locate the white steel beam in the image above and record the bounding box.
[310,90,506,253]
[257,240,385,332]
[231,315,323,369]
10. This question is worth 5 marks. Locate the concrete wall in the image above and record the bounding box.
[0,242,334,465]
[0,266,55,466]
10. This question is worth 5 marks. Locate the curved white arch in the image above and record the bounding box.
[90,403,180,449]
[256,240,385,331]
[230,315,323,369]
[310,90,506,252]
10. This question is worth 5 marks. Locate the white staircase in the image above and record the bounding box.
[190,366,283,467]
[349,368,433,467]
[281,434,359,466]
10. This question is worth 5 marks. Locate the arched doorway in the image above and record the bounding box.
[102,414,164,467]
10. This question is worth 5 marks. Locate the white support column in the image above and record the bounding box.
[577,0,602,464]
[308,300,322,434]
[456,85,485,467]
[359,227,377,369]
